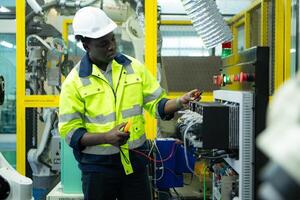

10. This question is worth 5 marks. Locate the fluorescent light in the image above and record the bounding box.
[0,6,11,13]
[0,41,14,48]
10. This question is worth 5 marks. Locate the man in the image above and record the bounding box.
[58,6,201,200]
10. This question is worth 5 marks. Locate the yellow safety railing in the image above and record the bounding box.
[145,0,158,140]
[228,0,293,92]
[17,0,60,175]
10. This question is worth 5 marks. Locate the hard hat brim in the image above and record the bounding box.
[75,21,117,39]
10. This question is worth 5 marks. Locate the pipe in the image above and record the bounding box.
[26,0,42,14]
[63,0,98,7]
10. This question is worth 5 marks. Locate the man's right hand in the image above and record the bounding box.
[104,123,130,146]
[80,123,130,147]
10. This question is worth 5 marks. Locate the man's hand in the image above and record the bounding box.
[179,89,202,106]
[164,89,203,114]
[104,123,130,146]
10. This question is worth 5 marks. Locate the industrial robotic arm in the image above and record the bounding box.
[0,153,33,200]
[26,108,61,198]
[26,34,69,95]
[27,108,60,178]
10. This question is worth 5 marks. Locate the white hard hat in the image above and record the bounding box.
[72,6,117,39]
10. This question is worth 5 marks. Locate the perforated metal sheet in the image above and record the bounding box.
[161,56,221,92]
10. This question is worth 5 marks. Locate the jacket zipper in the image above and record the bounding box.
[97,67,123,104]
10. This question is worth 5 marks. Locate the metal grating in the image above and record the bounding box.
[161,56,221,92]
[227,103,239,149]
[214,90,254,200]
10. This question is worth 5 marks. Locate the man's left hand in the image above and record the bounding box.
[179,89,202,106]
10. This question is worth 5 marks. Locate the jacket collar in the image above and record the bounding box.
[79,53,132,77]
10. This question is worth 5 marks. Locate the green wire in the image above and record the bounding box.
[203,164,206,200]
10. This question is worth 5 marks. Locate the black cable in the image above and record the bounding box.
[200,154,230,160]
[165,167,181,180]
[172,188,183,200]
[56,85,61,93]
[154,189,172,200]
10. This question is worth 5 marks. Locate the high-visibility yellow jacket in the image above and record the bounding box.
[59,53,170,174]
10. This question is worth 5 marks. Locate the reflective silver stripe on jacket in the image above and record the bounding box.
[143,87,163,104]
[85,112,116,124]
[65,129,77,145]
[80,78,91,86]
[75,63,91,86]
[125,64,134,74]
[82,145,120,155]
[82,134,147,155]
[59,112,83,123]
[128,134,146,149]
[121,105,142,118]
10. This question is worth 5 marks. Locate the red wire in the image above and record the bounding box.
[121,141,181,163]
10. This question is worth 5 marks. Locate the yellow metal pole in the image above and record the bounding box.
[145,1,157,84]
[16,0,26,175]
[284,0,291,80]
[62,19,73,45]
[145,0,157,140]
[274,0,285,91]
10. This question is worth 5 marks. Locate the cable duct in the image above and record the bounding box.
[181,0,233,49]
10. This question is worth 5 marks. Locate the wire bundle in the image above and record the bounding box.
[182,0,233,49]
[177,110,203,147]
